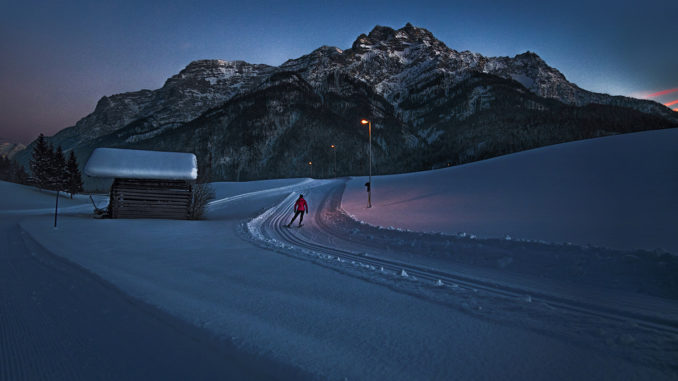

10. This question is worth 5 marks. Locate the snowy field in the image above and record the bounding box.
[343,128,678,253]
[3,129,678,380]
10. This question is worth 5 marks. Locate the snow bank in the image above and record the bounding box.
[208,178,312,211]
[84,148,198,180]
[343,129,678,253]
[210,178,310,200]
[0,180,101,214]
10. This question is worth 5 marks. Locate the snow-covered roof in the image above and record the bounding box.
[84,148,198,180]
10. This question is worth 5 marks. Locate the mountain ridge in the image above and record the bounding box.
[0,142,26,159]
[15,23,677,185]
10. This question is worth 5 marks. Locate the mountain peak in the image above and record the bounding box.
[514,51,545,63]
[180,59,262,75]
[367,25,396,41]
[351,23,441,51]
[397,23,436,41]
[312,45,344,55]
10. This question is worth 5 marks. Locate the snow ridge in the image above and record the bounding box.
[247,192,297,241]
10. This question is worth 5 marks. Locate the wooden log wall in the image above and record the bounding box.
[110,178,192,219]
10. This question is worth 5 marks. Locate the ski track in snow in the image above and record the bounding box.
[244,179,678,373]
[208,178,314,210]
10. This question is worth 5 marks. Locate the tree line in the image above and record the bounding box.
[28,134,84,198]
[0,156,29,184]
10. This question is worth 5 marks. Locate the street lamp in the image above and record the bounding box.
[308,161,313,178]
[360,119,372,208]
[330,144,336,177]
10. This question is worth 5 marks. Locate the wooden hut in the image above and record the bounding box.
[84,148,198,219]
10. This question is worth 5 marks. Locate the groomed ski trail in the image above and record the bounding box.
[244,179,678,371]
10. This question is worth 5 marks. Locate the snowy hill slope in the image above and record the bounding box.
[0,181,104,214]
[6,151,678,379]
[11,180,676,379]
[343,128,678,253]
[5,129,678,379]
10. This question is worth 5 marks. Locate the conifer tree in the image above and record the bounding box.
[51,145,68,191]
[29,134,52,189]
[0,156,10,180]
[46,142,56,189]
[0,157,28,184]
[10,161,28,184]
[66,151,83,198]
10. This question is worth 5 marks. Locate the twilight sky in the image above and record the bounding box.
[1,0,676,144]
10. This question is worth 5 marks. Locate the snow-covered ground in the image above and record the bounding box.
[3,129,678,380]
[343,128,678,253]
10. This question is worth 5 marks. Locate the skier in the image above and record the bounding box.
[287,194,308,227]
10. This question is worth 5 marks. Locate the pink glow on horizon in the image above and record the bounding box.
[646,88,678,98]
[664,99,678,107]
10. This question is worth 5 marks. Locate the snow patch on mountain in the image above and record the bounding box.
[510,73,535,88]
[0,142,26,159]
[418,127,444,144]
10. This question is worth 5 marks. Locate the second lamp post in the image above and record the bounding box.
[330,144,336,177]
[360,119,372,208]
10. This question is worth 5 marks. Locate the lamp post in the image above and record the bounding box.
[308,161,313,178]
[360,119,372,208]
[54,190,60,228]
[330,144,336,177]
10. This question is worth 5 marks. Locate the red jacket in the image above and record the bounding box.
[294,198,308,212]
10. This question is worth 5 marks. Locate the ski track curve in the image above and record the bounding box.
[243,179,678,372]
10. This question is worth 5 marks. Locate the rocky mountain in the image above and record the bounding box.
[44,60,275,150]
[281,24,673,119]
[0,142,25,159]
[15,23,677,185]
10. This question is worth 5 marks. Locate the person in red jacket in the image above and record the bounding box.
[287,194,308,227]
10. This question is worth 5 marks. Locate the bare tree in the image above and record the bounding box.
[188,182,215,220]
